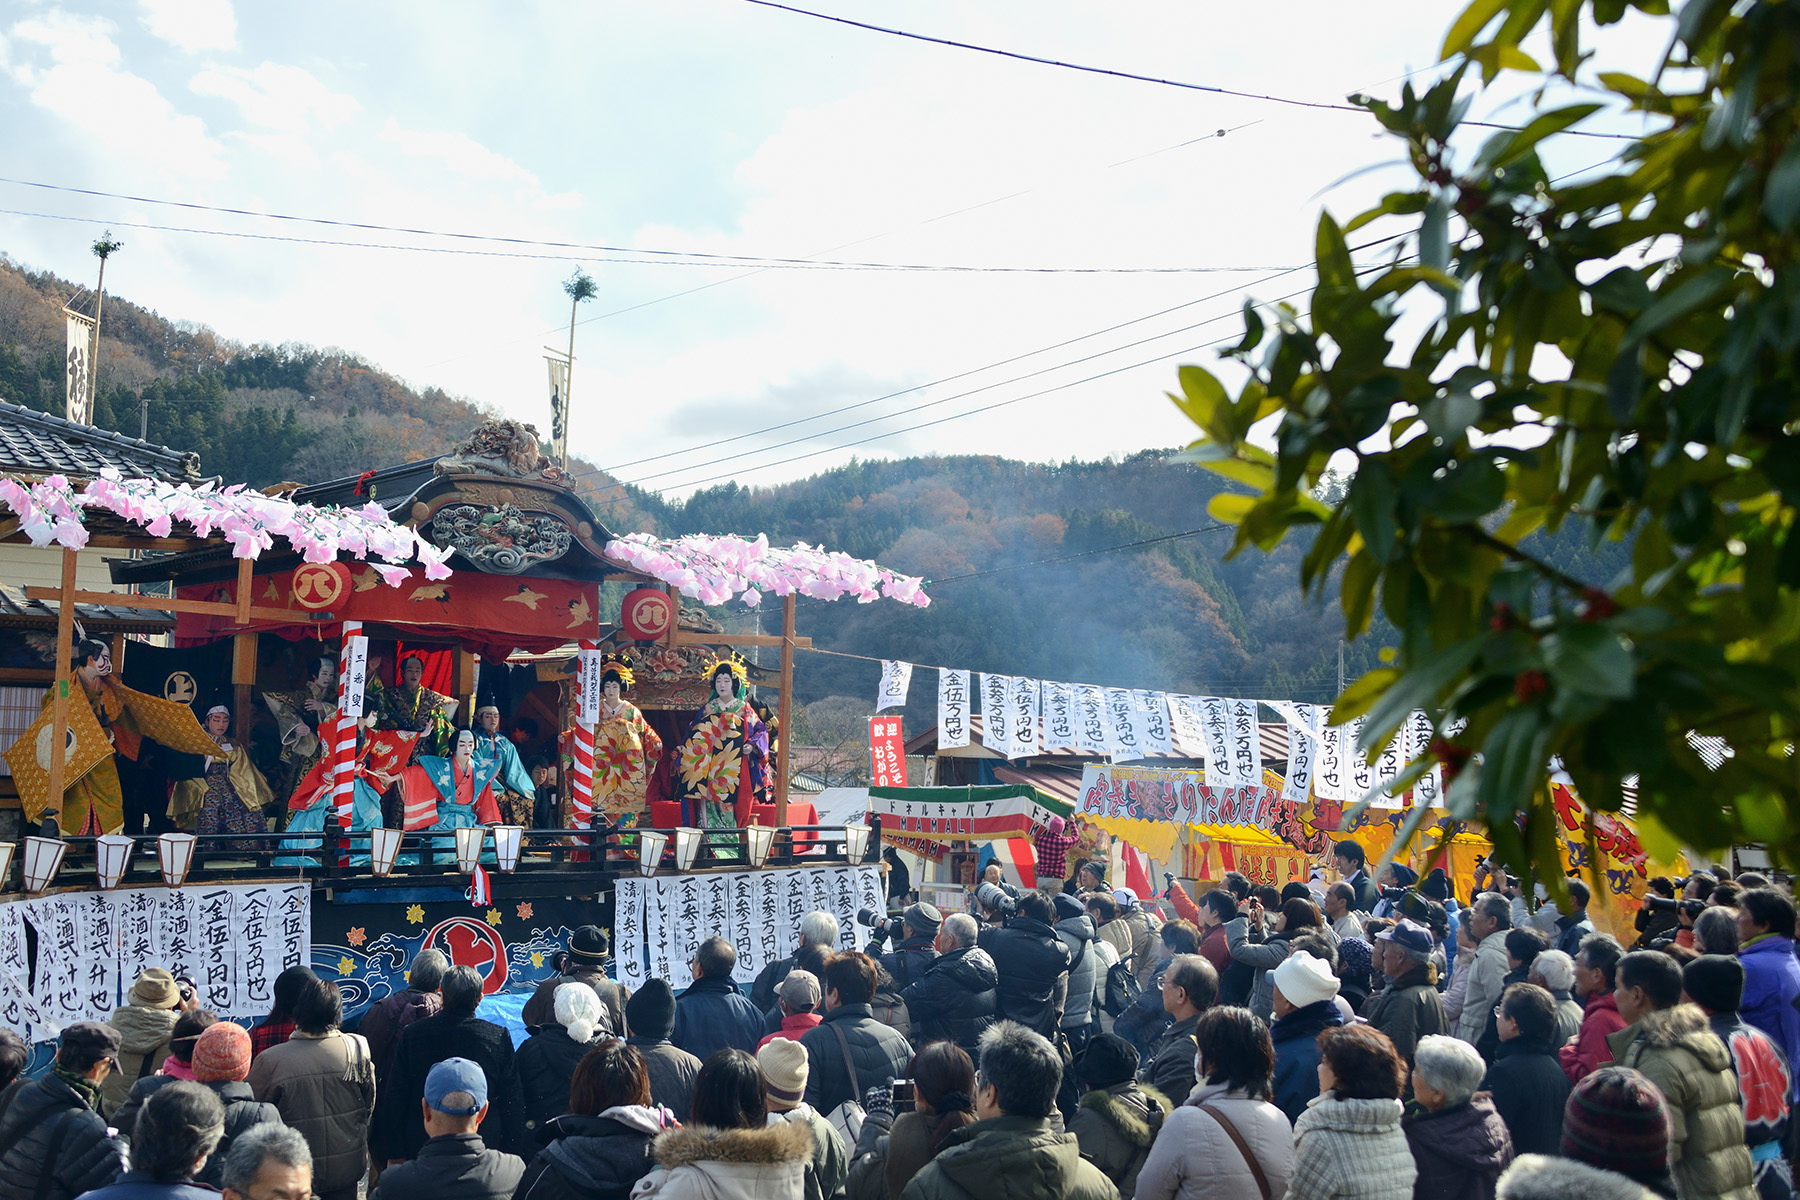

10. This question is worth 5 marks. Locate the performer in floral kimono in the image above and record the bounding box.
[32,639,140,837]
[590,655,663,828]
[395,729,502,862]
[376,652,454,758]
[276,727,411,866]
[170,705,274,848]
[677,654,768,858]
[473,705,537,826]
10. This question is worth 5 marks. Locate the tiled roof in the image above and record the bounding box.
[0,398,207,484]
[0,585,176,634]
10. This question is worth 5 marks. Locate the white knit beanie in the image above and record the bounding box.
[554,981,605,1043]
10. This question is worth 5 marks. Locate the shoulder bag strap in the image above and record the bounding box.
[1199,1104,1272,1200]
[136,1048,159,1081]
[828,1019,862,1104]
[32,1110,79,1200]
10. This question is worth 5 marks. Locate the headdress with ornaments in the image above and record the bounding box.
[702,651,749,691]
[600,653,635,692]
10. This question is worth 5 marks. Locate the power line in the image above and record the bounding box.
[737,0,1642,141]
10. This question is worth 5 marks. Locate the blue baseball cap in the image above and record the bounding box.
[424,1057,488,1115]
[1376,917,1434,957]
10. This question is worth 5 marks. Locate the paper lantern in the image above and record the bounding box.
[369,827,403,877]
[157,833,197,888]
[492,825,524,872]
[673,827,704,872]
[620,587,675,641]
[637,830,668,877]
[745,824,776,869]
[0,842,14,893]
[292,561,353,612]
[844,822,871,863]
[22,837,65,893]
[95,834,134,889]
[454,826,486,873]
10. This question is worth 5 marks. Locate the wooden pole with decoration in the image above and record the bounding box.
[569,638,598,827]
[43,548,77,829]
[776,593,795,828]
[330,621,363,829]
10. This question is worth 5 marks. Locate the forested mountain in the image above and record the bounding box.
[0,252,1625,723]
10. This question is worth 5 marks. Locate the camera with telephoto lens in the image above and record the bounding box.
[1376,885,1412,902]
[857,908,909,950]
[1644,894,1705,918]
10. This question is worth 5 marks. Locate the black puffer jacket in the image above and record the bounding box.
[0,1074,124,1200]
[517,1026,605,1135]
[380,1011,528,1160]
[369,1132,524,1200]
[116,1079,281,1188]
[877,936,939,995]
[1054,914,1102,1032]
[979,917,1073,1038]
[899,947,998,1055]
[514,1113,661,1200]
[521,968,626,1038]
[798,1003,913,1115]
[1481,1036,1571,1158]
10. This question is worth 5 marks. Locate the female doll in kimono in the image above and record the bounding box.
[590,654,663,828]
[676,654,768,860]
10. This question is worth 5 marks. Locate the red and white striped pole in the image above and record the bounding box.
[569,638,598,827]
[331,620,365,829]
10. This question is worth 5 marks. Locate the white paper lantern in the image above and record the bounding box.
[22,837,65,893]
[454,826,486,873]
[745,824,776,869]
[95,834,134,889]
[157,832,197,889]
[673,826,704,872]
[369,827,403,877]
[843,822,871,863]
[0,842,15,893]
[492,825,524,872]
[637,829,668,877]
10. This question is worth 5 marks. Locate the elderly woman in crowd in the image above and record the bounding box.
[1526,950,1585,1047]
[1136,1006,1295,1200]
[1403,1035,1515,1199]
[1290,1025,1416,1200]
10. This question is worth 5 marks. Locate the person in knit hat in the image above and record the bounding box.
[623,979,701,1120]
[1561,1065,1677,1198]
[104,967,189,1117]
[757,1038,846,1200]
[1067,1032,1171,1197]
[177,1023,283,1189]
[1269,949,1345,1121]
[111,1009,220,1141]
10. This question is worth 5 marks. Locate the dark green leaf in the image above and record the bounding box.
[1349,462,1399,563]
[1764,138,1800,233]
[1542,623,1636,699]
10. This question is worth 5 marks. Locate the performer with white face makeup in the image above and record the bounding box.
[675,653,769,859]
[391,726,504,863]
[170,704,274,847]
[585,654,662,829]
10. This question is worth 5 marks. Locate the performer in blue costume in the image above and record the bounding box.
[275,727,400,867]
[397,729,503,862]
[473,704,537,826]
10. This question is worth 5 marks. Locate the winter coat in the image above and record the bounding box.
[979,917,1074,1038]
[1475,967,1530,1064]
[752,954,800,1015]
[0,1074,124,1200]
[1135,1082,1294,1200]
[878,937,941,997]
[1560,992,1625,1084]
[1141,1013,1201,1103]
[519,1024,607,1134]
[798,1003,913,1116]
[1481,1037,1571,1158]
[246,1029,378,1195]
[1402,1095,1514,1200]
[1607,1003,1756,1200]
[1272,999,1345,1123]
[897,1114,1118,1200]
[844,1108,945,1200]
[671,976,767,1064]
[378,1011,527,1161]
[1068,1081,1170,1198]
[109,1078,280,1189]
[360,988,445,1085]
[1366,966,1446,1067]
[1056,915,1104,1033]
[513,1108,664,1200]
[1456,932,1511,1046]
[1548,990,1584,1049]
[1494,1155,1661,1200]
[769,1104,848,1200]
[632,1119,814,1200]
[523,966,628,1038]
[1226,919,1303,1023]
[901,947,1000,1057]
[102,1003,180,1117]
[1097,919,1135,967]
[1739,936,1800,1101]
[626,1038,702,1124]
[1704,1011,1792,1164]
[1290,1094,1417,1200]
[1346,871,1381,914]
[370,1132,525,1200]
[760,1013,824,1049]
[64,1171,211,1200]
[1554,912,1594,959]
[1120,908,1162,993]
[1194,923,1232,979]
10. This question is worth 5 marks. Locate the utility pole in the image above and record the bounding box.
[90,232,121,423]
[549,268,597,469]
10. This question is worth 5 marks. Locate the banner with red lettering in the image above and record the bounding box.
[869,715,907,788]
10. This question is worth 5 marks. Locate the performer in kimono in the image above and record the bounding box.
[589,655,663,828]
[276,727,410,866]
[395,729,502,861]
[170,705,274,847]
[33,639,140,837]
[473,705,537,826]
[677,654,768,858]
[376,652,454,758]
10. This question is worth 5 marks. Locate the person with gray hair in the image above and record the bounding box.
[901,912,999,1055]
[220,1125,312,1200]
[900,1022,1115,1200]
[1693,905,1741,956]
[751,911,843,1012]
[1402,1036,1514,1196]
[1526,949,1584,1046]
[1455,893,1515,1046]
[672,936,768,1063]
[79,1082,225,1200]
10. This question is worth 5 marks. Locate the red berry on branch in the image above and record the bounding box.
[1514,670,1549,703]
[1580,588,1618,621]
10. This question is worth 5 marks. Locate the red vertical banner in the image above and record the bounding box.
[869,715,907,788]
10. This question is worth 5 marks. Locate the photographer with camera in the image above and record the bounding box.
[1634,876,1681,948]
[900,914,999,1057]
[978,893,1074,1040]
[974,882,1017,931]
[861,904,941,994]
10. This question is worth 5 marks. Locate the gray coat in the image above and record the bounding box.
[1055,914,1104,1033]
[626,1037,702,1122]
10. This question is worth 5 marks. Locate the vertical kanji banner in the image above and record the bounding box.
[870,714,907,787]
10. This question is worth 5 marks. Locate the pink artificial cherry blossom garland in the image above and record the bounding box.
[0,470,453,582]
[604,532,930,608]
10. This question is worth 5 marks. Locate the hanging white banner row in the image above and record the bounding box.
[884,663,1444,808]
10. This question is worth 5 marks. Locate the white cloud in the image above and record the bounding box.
[190,62,358,134]
[138,0,236,54]
[378,118,541,187]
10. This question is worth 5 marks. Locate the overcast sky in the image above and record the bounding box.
[0,1,1665,500]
